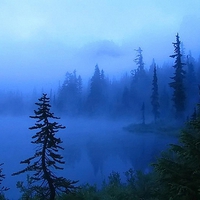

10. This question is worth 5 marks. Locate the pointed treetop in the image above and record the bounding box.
[135,47,142,54]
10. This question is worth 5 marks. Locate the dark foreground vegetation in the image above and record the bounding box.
[0,34,200,199]
[0,91,198,199]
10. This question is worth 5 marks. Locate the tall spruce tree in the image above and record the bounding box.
[169,33,186,119]
[134,47,145,78]
[12,94,78,200]
[151,64,160,122]
[87,64,106,114]
[130,47,147,111]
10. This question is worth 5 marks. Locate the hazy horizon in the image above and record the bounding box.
[0,0,200,93]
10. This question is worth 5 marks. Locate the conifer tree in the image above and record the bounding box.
[186,53,197,110]
[169,33,186,119]
[77,75,82,96]
[12,93,78,200]
[154,90,200,199]
[149,58,156,73]
[130,47,147,111]
[134,47,145,78]
[57,70,81,115]
[87,64,106,114]
[151,64,160,122]
[0,163,9,198]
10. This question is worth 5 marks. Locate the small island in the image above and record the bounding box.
[123,121,181,136]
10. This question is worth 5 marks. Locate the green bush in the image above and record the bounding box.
[57,169,159,200]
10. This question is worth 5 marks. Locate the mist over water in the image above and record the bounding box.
[1,1,200,199]
[0,116,177,199]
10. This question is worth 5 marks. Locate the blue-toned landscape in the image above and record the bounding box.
[0,1,200,199]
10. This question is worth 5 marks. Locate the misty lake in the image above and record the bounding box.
[0,116,178,199]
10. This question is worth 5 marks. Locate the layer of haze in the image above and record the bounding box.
[0,0,200,92]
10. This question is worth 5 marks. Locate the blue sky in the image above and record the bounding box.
[0,0,200,92]
[1,0,199,45]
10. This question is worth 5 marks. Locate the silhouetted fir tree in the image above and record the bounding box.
[151,64,160,122]
[87,64,101,113]
[100,69,108,106]
[130,48,143,88]
[87,64,106,115]
[130,69,137,82]
[129,69,139,114]
[149,58,156,74]
[12,94,78,200]
[169,33,186,119]
[130,48,147,112]
[134,47,145,78]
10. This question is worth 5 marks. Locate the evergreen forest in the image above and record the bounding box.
[0,34,199,123]
[0,34,200,199]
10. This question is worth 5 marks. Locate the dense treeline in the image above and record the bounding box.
[0,34,199,122]
[1,91,200,199]
[0,34,200,199]
[55,35,199,121]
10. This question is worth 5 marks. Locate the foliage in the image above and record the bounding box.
[57,70,82,115]
[153,101,200,199]
[0,33,200,122]
[86,65,108,115]
[151,64,160,122]
[16,175,48,200]
[130,47,148,110]
[58,169,158,200]
[185,53,198,110]
[0,163,9,200]
[169,33,186,118]
[133,47,145,78]
[12,93,78,200]
[124,122,181,136]
[1,36,200,122]
[9,96,200,199]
